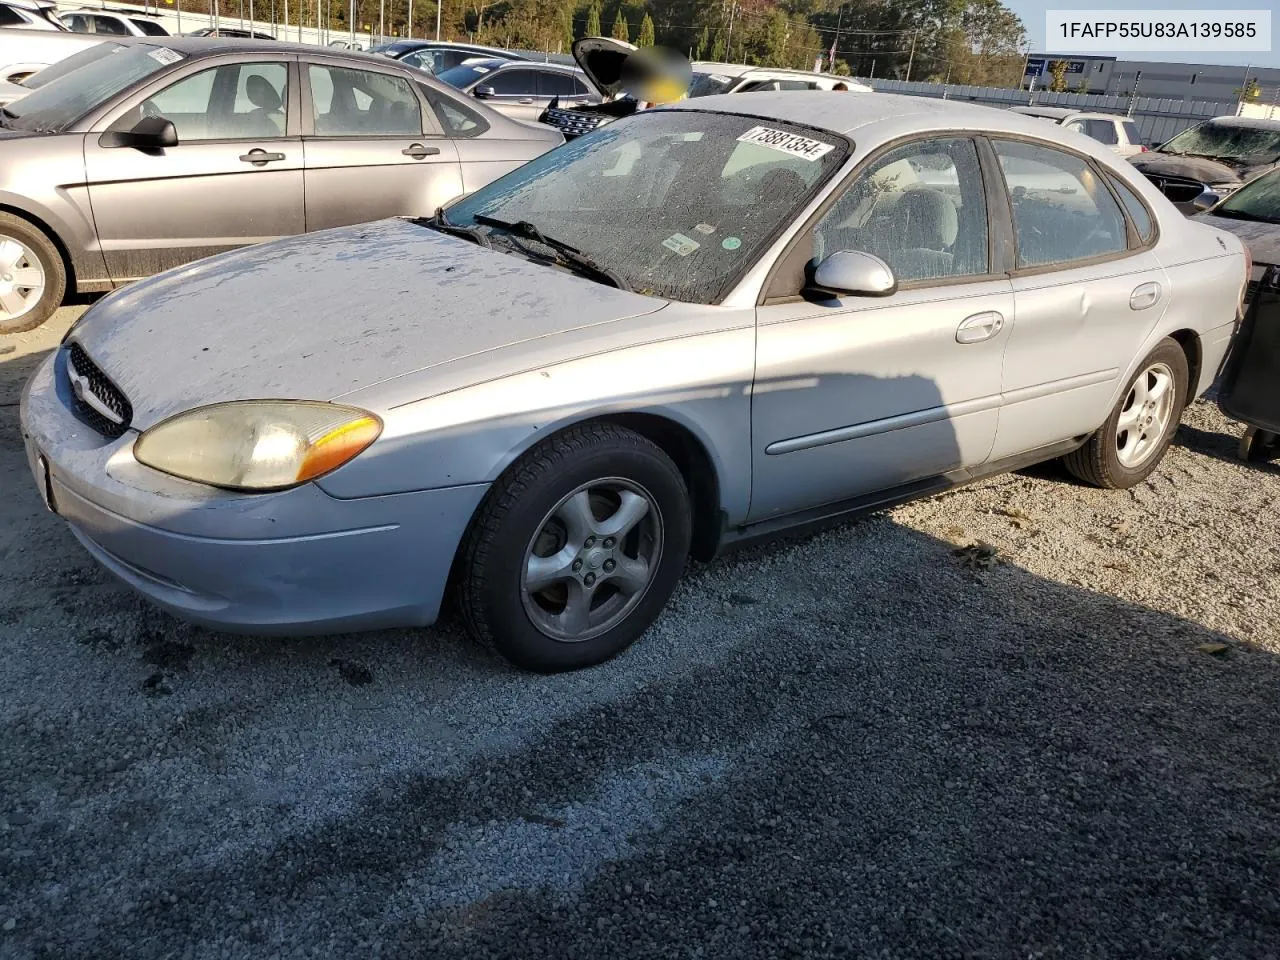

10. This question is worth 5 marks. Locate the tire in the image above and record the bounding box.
[1063,338,1189,489]
[0,212,66,335]
[458,423,692,673]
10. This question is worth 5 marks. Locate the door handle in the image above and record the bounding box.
[1130,281,1161,310]
[518,97,534,104]
[956,311,1005,344]
[239,149,285,166]
[401,143,441,159]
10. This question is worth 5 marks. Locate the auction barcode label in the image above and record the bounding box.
[736,126,835,162]
[1046,10,1271,52]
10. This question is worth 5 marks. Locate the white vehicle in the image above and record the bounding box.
[0,0,64,30]
[58,8,169,36]
[1009,106,1148,158]
[0,26,104,82]
[689,61,873,95]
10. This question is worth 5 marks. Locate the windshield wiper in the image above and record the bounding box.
[412,207,491,248]
[471,214,630,291]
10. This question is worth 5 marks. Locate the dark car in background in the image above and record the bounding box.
[1194,165,1280,302]
[1130,116,1280,212]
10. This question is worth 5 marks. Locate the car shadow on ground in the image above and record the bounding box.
[1176,421,1280,475]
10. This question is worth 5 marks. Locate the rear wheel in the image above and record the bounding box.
[458,423,692,672]
[0,213,65,335]
[1063,338,1189,489]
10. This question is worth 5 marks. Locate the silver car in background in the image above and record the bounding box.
[0,37,562,331]
[21,94,1247,673]
[435,57,600,122]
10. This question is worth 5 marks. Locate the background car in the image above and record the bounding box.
[0,35,133,105]
[59,8,169,36]
[0,37,562,331]
[1008,105,1147,157]
[21,94,1247,673]
[0,26,103,82]
[185,26,276,40]
[688,61,872,95]
[1193,165,1279,303]
[369,39,527,75]
[0,0,64,30]
[435,57,599,121]
[1130,116,1280,212]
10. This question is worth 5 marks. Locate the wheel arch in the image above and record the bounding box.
[0,201,77,296]
[1166,327,1204,398]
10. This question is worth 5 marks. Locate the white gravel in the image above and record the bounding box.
[2,308,1279,959]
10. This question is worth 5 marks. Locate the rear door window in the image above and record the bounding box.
[1106,174,1156,244]
[993,139,1129,267]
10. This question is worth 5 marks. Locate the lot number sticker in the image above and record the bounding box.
[662,233,701,257]
[736,126,835,162]
[147,48,184,65]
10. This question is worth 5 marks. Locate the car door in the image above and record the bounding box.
[301,59,463,230]
[750,136,1014,523]
[473,66,546,121]
[986,137,1169,460]
[538,69,593,108]
[83,56,304,282]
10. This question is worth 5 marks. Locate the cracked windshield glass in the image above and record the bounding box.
[442,111,848,303]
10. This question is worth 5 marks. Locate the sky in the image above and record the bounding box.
[1003,0,1279,68]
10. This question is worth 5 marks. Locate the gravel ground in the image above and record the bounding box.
[2,309,1280,959]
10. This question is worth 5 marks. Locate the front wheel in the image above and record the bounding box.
[1063,338,1189,489]
[458,423,692,672]
[0,212,66,335]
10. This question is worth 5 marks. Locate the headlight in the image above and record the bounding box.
[134,400,382,491]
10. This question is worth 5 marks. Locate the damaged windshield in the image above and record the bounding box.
[441,110,848,303]
[1159,120,1280,164]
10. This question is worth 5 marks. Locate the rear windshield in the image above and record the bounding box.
[689,72,734,97]
[435,60,503,90]
[4,45,179,132]
[129,18,168,36]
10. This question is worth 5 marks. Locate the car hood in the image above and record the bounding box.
[1130,152,1251,184]
[571,36,638,98]
[1197,213,1280,264]
[68,218,668,430]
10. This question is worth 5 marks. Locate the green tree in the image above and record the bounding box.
[584,1,600,37]
[611,10,629,41]
[638,11,655,45]
[1048,59,1069,92]
[709,27,726,61]
[694,24,709,58]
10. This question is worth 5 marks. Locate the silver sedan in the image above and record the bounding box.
[0,37,562,332]
[21,93,1248,672]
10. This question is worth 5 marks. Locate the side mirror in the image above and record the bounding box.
[1191,188,1220,213]
[100,115,178,150]
[473,85,496,99]
[810,250,897,298]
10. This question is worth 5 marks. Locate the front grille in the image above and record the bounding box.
[66,341,132,438]
[1141,174,1205,205]
[542,107,606,139]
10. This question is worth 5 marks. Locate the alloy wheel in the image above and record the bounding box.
[521,478,663,643]
[1116,361,1176,469]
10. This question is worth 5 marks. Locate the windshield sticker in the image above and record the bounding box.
[147,48,184,65]
[693,223,717,235]
[736,125,835,162]
[721,236,742,251]
[662,233,700,257]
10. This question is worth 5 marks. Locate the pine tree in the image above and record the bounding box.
[611,10,629,42]
[638,12,655,46]
[709,28,726,61]
[695,24,709,59]
[584,2,600,37]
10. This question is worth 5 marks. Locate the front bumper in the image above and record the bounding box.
[20,349,489,635]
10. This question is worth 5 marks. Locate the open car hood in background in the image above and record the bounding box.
[571,36,638,98]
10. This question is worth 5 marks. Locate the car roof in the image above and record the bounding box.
[121,36,384,57]
[693,61,844,80]
[665,90,1128,142]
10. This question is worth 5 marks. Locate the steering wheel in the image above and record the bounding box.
[140,98,162,119]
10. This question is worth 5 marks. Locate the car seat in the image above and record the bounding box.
[244,74,284,136]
